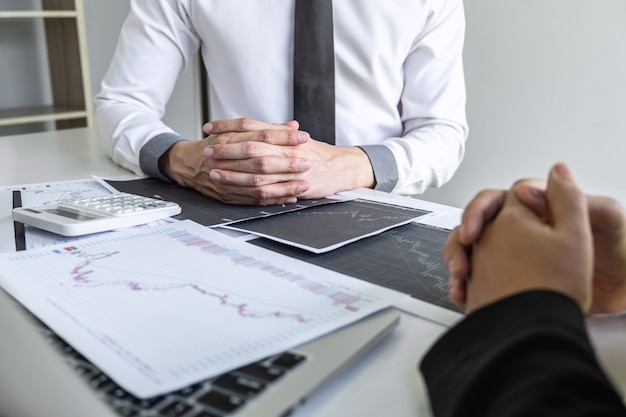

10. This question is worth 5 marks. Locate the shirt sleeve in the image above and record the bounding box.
[387,0,468,195]
[420,290,626,417]
[94,0,199,177]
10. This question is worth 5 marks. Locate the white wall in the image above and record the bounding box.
[83,0,202,142]
[421,0,626,208]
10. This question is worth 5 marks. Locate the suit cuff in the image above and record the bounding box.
[358,145,398,192]
[139,133,189,182]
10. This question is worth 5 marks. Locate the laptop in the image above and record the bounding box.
[0,288,399,417]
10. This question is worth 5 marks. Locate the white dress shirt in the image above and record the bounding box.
[95,0,468,196]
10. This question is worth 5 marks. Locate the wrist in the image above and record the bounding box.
[336,146,376,190]
[158,141,194,185]
[157,143,177,180]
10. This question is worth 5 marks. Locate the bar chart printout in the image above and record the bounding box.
[0,220,406,399]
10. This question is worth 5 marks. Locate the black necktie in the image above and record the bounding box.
[293,0,335,144]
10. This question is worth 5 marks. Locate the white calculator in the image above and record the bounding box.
[12,193,182,237]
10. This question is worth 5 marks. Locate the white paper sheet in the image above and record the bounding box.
[0,220,408,398]
[4,178,173,251]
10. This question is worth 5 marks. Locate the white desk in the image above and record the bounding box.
[0,127,131,185]
[1,128,624,415]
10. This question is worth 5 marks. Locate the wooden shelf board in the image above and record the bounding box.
[1,1,92,131]
[0,11,77,19]
[0,106,87,127]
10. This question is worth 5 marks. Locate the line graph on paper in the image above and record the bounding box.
[64,240,362,321]
[0,220,404,398]
[224,198,430,253]
[15,178,112,207]
[252,222,463,313]
[66,247,310,322]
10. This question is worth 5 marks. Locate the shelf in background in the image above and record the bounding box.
[0,0,92,135]
[0,10,78,19]
[0,106,88,127]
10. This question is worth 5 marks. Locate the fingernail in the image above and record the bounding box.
[203,147,214,157]
[448,284,463,307]
[447,259,460,276]
[203,122,213,133]
[300,160,311,171]
[297,132,310,142]
[210,171,221,182]
[448,272,461,290]
[285,197,297,204]
[297,183,310,193]
[528,187,543,197]
[554,163,572,179]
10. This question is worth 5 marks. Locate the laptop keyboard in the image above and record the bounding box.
[35,321,307,417]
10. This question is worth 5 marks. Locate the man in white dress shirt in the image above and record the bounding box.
[95,0,468,205]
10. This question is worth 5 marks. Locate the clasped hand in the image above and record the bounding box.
[444,163,626,315]
[160,118,374,205]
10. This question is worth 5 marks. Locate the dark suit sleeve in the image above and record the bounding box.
[420,290,626,417]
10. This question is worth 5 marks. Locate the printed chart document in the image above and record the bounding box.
[0,220,407,398]
[3,178,173,251]
[1,178,113,251]
[222,199,430,253]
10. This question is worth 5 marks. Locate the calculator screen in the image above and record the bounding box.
[40,208,98,221]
